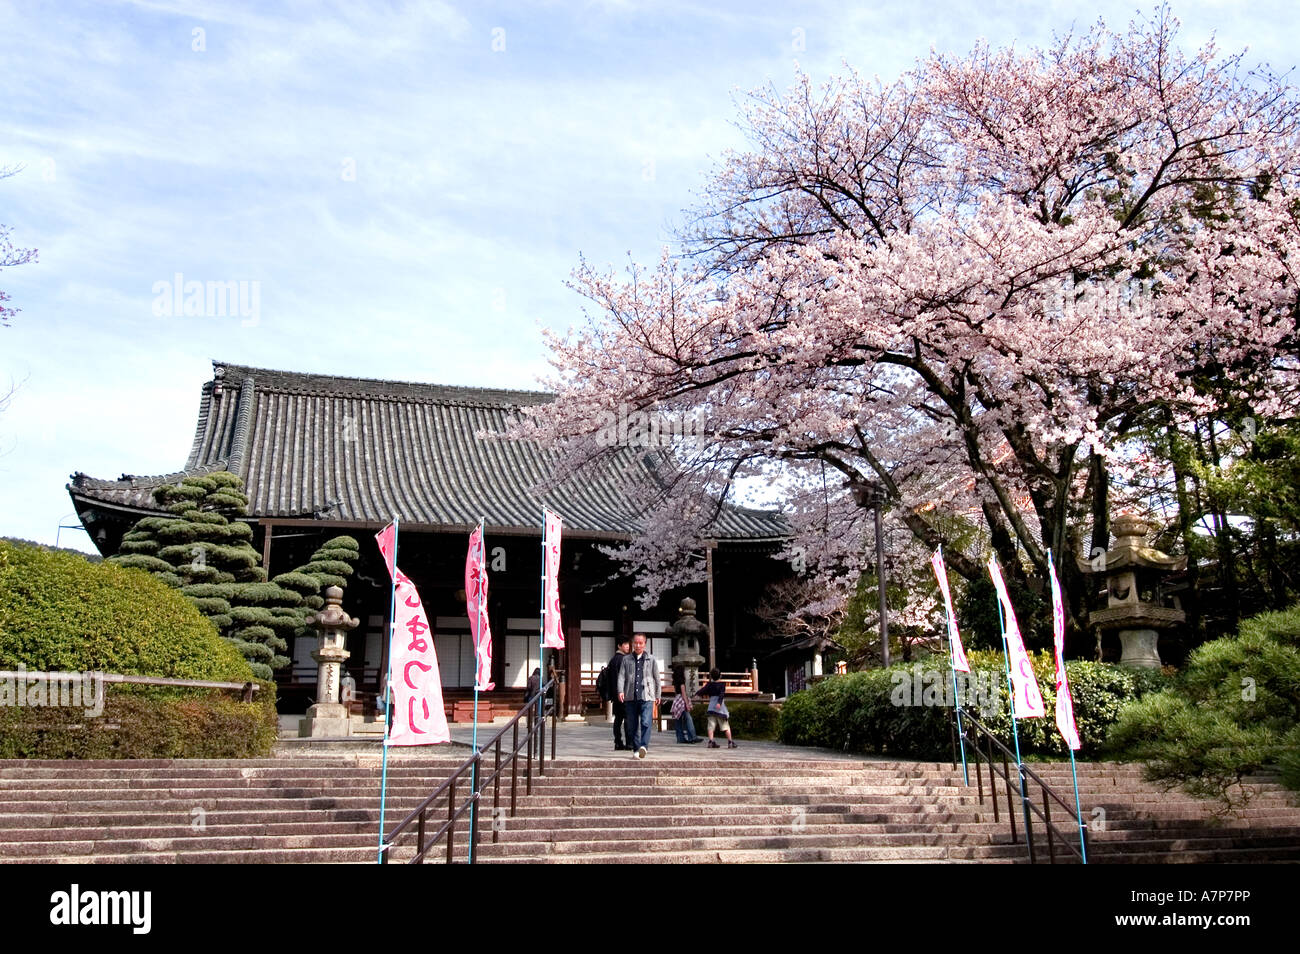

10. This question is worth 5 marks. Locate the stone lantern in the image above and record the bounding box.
[1080,513,1185,668]
[298,585,359,738]
[666,597,709,696]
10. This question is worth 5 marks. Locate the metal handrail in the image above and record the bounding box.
[955,707,1087,864]
[379,678,558,864]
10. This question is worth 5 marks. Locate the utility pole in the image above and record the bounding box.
[850,481,889,668]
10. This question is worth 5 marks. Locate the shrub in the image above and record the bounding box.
[1106,604,1300,806]
[0,541,274,759]
[0,684,279,759]
[689,699,780,740]
[0,540,252,682]
[778,654,1169,759]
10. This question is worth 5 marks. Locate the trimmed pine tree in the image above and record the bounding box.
[110,472,282,678]
[110,475,362,680]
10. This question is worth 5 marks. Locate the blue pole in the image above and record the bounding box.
[378,515,399,863]
[949,651,969,786]
[992,560,1031,848]
[1046,548,1088,864]
[1070,747,1088,864]
[939,547,969,786]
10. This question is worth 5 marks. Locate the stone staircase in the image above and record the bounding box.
[473,760,1300,863]
[1,755,1296,863]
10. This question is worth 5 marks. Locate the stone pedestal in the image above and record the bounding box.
[298,586,359,738]
[299,701,352,738]
[1118,628,1162,668]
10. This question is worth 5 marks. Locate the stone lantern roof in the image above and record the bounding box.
[1077,512,1187,575]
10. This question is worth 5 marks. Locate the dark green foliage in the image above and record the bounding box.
[1106,605,1300,806]
[0,540,253,683]
[0,686,279,759]
[270,572,320,597]
[182,582,240,600]
[1280,726,1300,791]
[189,597,232,617]
[778,652,1168,759]
[108,472,281,677]
[688,700,780,740]
[274,536,362,662]
[110,553,175,575]
[958,576,1051,653]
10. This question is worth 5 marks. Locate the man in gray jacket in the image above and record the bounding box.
[617,633,661,759]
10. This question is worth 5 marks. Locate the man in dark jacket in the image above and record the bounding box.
[607,636,632,751]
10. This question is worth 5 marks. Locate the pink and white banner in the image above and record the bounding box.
[465,524,495,692]
[542,508,564,649]
[986,557,1046,719]
[376,524,450,746]
[1048,554,1081,750]
[930,549,970,672]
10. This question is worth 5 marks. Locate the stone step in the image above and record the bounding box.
[1,831,384,857]
[487,825,1013,848]
[474,844,1018,863]
[0,820,383,844]
[0,796,444,815]
[0,754,1293,865]
[0,846,386,864]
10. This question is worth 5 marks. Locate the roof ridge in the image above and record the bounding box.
[211,359,554,406]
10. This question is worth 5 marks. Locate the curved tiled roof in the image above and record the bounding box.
[69,360,787,540]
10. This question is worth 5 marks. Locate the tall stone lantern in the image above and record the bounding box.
[298,585,359,738]
[666,597,709,697]
[1080,513,1185,668]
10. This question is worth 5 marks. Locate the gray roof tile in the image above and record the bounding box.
[70,360,787,540]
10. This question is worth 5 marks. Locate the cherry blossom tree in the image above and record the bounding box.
[0,165,37,326]
[517,10,1300,626]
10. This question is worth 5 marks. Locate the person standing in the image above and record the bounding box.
[618,633,661,759]
[697,667,737,749]
[671,663,700,744]
[606,635,633,751]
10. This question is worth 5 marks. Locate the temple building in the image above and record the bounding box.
[69,361,791,714]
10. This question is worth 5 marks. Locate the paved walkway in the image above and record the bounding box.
[278,715,877,762]
[448,719,876,762]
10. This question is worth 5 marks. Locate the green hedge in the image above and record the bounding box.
[778,653,1169,759]
[0,685,279,759]
[688,700,780,740]
[0,540,274,758]
[0,540,253,682]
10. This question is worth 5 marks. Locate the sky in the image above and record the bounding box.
[1,0,1297,553]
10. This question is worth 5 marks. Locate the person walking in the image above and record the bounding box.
[671,663,700,744]
[606,635,633,751]
[618,633,661,759]
[697,667,737,749]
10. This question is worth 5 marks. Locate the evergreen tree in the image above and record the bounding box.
[110,472,282,677]
[269,535,361,666]
[111,480,362,680]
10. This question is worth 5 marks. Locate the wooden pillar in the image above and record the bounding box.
[489,598,506,697]
[261,521,274,574]
[565,620,582,717]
